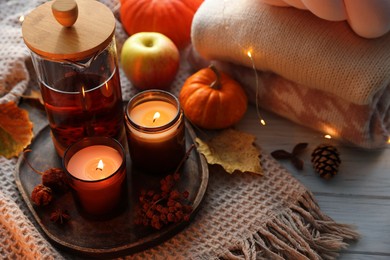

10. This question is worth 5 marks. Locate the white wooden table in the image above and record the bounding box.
[237,105,390,259]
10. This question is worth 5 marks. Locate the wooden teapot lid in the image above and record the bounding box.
[22,0,115,61]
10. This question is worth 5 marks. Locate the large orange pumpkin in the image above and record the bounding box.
[179,66,248,129]
[120,0,204,49]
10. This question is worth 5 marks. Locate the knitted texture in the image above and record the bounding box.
[126,153,358,259]
[0,189,61,260]
[258,0,390,39]
[191,0,390,106]
[200,61,390,149]
[190,0,390,149]
[0,0,358,259]
[0,0,40,104]
[0,1,62,258]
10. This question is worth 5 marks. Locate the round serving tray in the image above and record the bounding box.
[15,121,208,258]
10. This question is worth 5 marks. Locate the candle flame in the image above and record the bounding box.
[324,134,332,139]
[387,136,390,144]
[246,49,266,127]
[19,15,25,23]
[96,160,104,171]
[152,112,160,123]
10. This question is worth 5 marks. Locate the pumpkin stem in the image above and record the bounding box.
[209,64,221,90]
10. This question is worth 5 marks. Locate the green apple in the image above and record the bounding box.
[120,32,180,90]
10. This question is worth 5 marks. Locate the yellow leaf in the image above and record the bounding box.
[0,102,34,158]
[196,129,263,175]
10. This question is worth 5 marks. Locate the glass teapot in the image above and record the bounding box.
[22,0,124,157]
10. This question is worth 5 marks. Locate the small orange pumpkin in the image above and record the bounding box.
[179,65,248,129]
[120,0,204,49]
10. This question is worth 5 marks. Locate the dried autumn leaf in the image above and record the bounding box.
[291,156,304,170]
[292,142,308,156]
[271,143,308,171]
[196,129,263,175]
[271,150,292,159]
[0,101,33,158]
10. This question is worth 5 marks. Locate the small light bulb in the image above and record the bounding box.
[247,51,252,58]
[260,119,266,126]
[19,15,24,23]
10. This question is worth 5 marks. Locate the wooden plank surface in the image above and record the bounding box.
[237,105,390,259]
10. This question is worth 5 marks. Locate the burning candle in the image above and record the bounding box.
[66,145,122,180]
[130,101,177,128]
[63,137,127,216]
[125,90,185,174]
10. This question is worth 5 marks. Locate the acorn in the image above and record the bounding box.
[311,144,341,179]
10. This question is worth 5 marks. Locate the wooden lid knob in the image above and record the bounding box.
[22,0,115,61]
[52,0,78,27]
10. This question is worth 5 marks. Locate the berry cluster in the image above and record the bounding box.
[135,172,193,230]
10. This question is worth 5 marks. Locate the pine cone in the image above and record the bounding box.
[311,144,341,179]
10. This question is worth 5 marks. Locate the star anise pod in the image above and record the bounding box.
[271,143,308,170]
[50,208,71,224]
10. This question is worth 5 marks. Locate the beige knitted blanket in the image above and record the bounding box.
[191,0,390,149]
[1,0,359,259]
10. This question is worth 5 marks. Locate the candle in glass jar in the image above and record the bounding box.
[66,145,122,181]
[130,100,177,128]
[125,90,185,174]
[63,137,127,216]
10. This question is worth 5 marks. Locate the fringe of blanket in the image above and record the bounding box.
[221,191,359,260]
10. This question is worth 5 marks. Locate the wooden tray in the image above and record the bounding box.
[15,122,208,258]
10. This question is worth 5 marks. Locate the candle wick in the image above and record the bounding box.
[96,167,103,171]
[153,118,156,123]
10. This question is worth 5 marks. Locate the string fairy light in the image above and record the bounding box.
[246,50,266,126]
[222,0,266,127]
[324,134,332,139]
